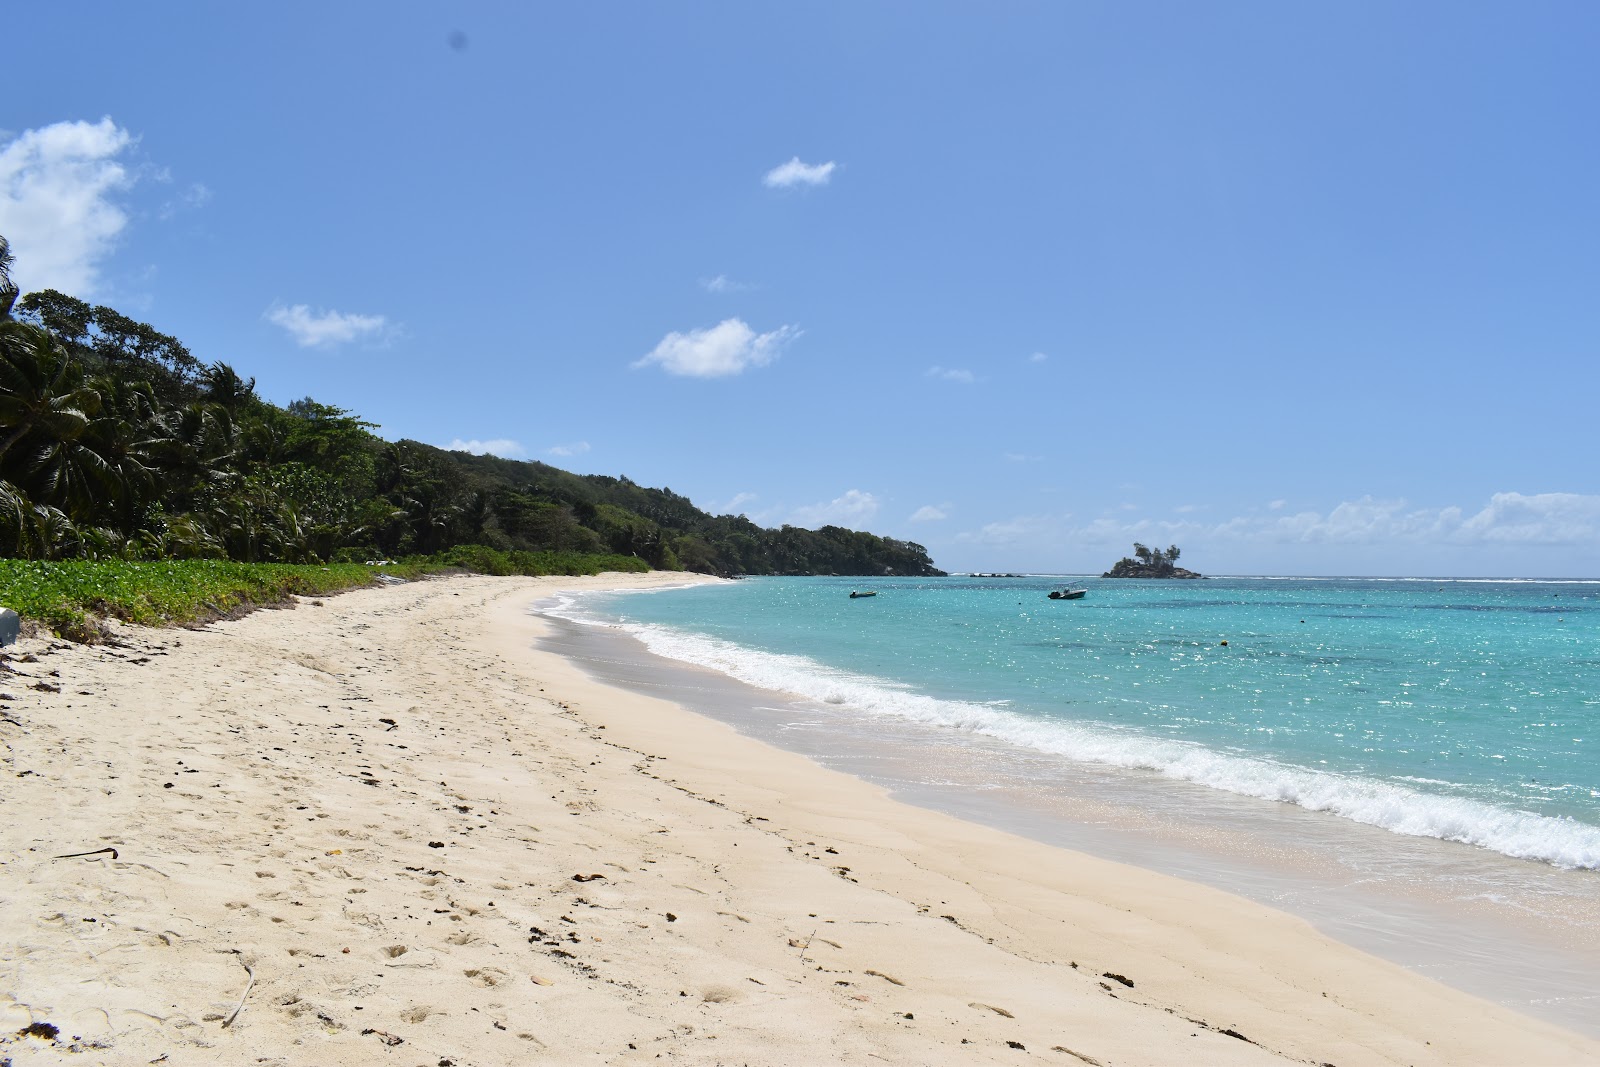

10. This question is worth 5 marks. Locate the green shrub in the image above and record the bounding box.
[434,544,649,577]
[0,550,651,641]
[0,559,382,640]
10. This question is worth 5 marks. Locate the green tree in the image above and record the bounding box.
[81,378,165,530]
[200,363,258,413]
[15,289,93,346]
[0,236,17,319]
[0,321,104,471]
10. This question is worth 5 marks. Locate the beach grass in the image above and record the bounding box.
[0,559,399,640]
[0,547,651,641]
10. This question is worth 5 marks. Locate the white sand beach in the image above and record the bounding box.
[2,572,1595,1065]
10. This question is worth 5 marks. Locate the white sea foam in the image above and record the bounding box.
[599,617,1600,870]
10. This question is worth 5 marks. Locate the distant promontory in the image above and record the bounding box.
[1102,543,1202,579]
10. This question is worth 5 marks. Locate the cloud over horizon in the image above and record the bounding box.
[0,117,135,295]
[266,303,391,348]
[763,157,837,188]
[714,491,759,516]
[447,438,527,458]
[927,366,976,384]
[634,318,798,378]
[547,441,591,457]
[791,489,880,530]
[955,492,1600,555]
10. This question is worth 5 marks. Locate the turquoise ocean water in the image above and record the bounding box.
[556,574,1600,870]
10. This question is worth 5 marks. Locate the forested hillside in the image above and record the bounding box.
[0,236,942,577]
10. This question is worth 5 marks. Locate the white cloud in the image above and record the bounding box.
[0,117,135,295]
[1029,351,1048,363]
[700,273,751,293]
[1437,492,1600,545]
[1268,499,1287,510]
[927,366,976,384]
[634,318,798,378]
[954,514,1065,547]
[159,181,212,220]
[910,504,949,522]
[447,438,527,459]
[961,493,1600,553]
[266,303,390,348]
[763,157,837,188]
[715,492,759,516]
[791,489,879,530]
[547,441,591,457]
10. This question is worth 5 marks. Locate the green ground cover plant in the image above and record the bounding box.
[0,559,394,639]
[0,548,652,641]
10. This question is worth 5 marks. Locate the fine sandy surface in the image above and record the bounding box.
[2,572,1596,1066]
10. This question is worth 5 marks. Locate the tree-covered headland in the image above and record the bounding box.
[1101,543,1202,579]
[0,235,943,585]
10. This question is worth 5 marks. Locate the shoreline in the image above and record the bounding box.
[2,572,1595,1065]
[533,604,1600,1036]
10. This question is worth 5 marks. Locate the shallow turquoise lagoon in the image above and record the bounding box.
[560,575,1600,869]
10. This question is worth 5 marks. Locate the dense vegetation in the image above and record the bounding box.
[0,234,942,579]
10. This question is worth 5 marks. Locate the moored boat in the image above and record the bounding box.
[849,590,877,599]
[1047,589,1086,600]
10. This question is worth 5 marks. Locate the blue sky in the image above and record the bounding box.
[4,3,1599,577]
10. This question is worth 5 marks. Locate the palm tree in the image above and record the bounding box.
[0,486,82,560]
[0,235,17,319]
[152,402,239,509]
[200,362,257,413]
[0,480,32,556]
[27,423,114,521]
[396,479,461,555]
[137,512,225,560]
[462,490,496,540]
[84,378,166,531]
[0,321,102,469]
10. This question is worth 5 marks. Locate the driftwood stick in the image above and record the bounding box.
[53,847,119,860]
[222,950,255,1028]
